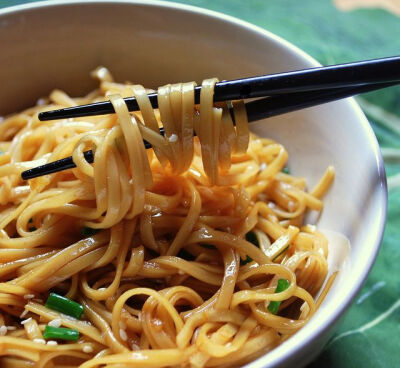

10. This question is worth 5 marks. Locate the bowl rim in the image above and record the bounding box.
[0,1,388,367]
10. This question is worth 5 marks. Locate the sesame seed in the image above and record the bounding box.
[23,294,35,300]
[48,318,62,328]
[83,345,93,353]
[47,340,58,346]
[0,325,7,336]
[21,318,32,325]
[131,342,140,350]
[119,329,128,341]
[260,162,267,171]
[98,288,106,291]
[20,309,28,318]
[33,338,46,344]
[168,134,178,143]
[119,321,126,330]
[6,326,16,330]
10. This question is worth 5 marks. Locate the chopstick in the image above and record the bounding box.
[38,56,400,121]
[21,80,398,180]
[245,80,397,121]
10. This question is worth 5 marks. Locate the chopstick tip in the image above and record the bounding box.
[21,170,32,181]
[37,112,45,121]
[38,111,54,121]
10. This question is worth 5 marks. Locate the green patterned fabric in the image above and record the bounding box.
[1,1,399,367]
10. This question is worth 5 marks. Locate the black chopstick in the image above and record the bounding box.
[38,56,400,121]
[21,80,398,180]
[245,80,397,121]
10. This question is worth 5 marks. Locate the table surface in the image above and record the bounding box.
[1,1,399,367]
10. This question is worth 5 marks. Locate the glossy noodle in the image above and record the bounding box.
[0,68,335,367]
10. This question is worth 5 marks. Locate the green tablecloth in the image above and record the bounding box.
[1,1,399,367]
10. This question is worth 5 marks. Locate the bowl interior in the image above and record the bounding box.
[0,1,386,367]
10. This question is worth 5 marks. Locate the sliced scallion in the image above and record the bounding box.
[268,279,290,315]
[245,231,259,247]
[272,245,289,261]
[28,218,35,231]
[282,167,290,174]
[240,255,253,265]
[240,231,259,265]
[43,326,79,341]
[200,243,216,250]
[81,227,99,237]
[266,234,291,261]
[177,249,195,261]
[45,293,84,319]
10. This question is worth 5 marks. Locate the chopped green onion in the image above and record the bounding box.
[281,167,290,174]
[43,326,79,341]
[177,249,195,261]
[28,218,35,231]
[240,231,259,265]
[81,227,99,237]
[272,245,289,261]
[245,231,259,247]
[268,279,290,315]
[240,255,253,265]
[266,233,291,261]
[45,293,84,319]
[200,243,216,249]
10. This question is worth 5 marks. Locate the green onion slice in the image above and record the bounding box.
[268,279,290,315]
[81,227,99,237]
[240,255,253,265]
[240,231,259,265]
[177,249,196,261]
[43,326,79,341]
[281,167,290,174]
[45,293,84,319]
[266,233,291,261]
[200,243,216,249]
[245,231,259,247]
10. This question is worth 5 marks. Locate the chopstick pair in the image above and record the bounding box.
[21,56,400,180]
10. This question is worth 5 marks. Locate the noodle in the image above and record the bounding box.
[0,68,335,367]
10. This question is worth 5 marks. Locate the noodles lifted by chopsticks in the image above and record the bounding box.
[0,67,335,368]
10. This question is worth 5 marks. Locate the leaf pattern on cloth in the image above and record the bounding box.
[326,299,400,348]
[333,0,400,16]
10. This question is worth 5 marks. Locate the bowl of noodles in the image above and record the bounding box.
[0,1,387,367]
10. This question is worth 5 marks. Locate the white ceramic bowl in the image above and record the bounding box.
[0,1,387,367]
